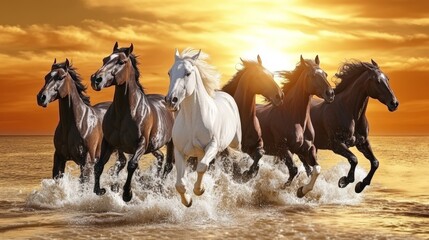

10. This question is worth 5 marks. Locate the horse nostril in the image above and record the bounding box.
[171,97,178,104]
[40,94,46,102]
[95,77,102,84]
[391,101,399,107]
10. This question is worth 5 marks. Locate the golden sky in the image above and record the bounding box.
[0,0,428,135]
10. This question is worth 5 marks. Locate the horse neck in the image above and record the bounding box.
[336,73,370,120]
[58,80,91,135]
[233,76,257,131]
[282,74,312,126]
[180,69,214,123]
[112,67,147,117]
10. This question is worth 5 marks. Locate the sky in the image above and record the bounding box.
[0,0,428,135]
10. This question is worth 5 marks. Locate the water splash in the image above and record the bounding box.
[26,155,366,225]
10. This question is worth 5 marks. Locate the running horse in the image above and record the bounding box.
[298,60,398,193]
[256,55,335,198]
[222,55,283,181]
[91,43,175,202]
[165,48,241,207]
[36,59,126,183]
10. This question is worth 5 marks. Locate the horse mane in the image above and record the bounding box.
[116,47,145,93]
[52,62,91,105]
[279,59,317,95]
[222,60,260,95]
[334,60,377,94]
[181,48,220,97]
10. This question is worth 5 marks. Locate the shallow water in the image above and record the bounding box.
[0,136,428,239]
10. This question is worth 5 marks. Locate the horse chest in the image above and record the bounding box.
[173,120,211,157]
[334,123,357,147]
[55,126,86,161]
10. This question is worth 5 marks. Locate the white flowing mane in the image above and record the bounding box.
[180,48,220,97]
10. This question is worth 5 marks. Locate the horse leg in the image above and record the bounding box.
[242,147,264,182]
[194,139,218,196]
[110,151,127,192]
[282,150,298,188]
[332,142,358,188]
[355,140,379,193]
[152,149,164,177]
[79,154,93,184]
[162,140,174,178]
[93,139,114,195]
[122,140,146,202]
[175,148,192,207]
[298,154,312,177]
[52,151,66,179]
[297,145,321,198]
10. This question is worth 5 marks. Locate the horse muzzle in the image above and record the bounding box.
[324,89,335,103]
[36,93,48,108]
[165,96,179,112]
[91,74,103,91]
[388,100,399,112]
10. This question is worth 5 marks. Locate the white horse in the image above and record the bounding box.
[165,48,242,207]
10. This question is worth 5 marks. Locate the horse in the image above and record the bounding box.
[36,59,126,183]
[222,55,283,181]
[90,42,175,202]
[298,59,399,193]
[165,48,241,207]
[256,55,335,198]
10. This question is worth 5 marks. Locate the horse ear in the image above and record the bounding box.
[371,59,378,67]
[175,48,180,60]
[315,55,320,65]
[257,55,262,65]
[53,58,57,65]
[300,55,307,66]
[191,49,201,61]
[65,58,70,71]
[113,42,118,52]
[125,43,133,56]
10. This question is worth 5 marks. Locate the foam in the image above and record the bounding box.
[26,155,366,224]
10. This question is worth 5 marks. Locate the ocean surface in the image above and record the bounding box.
[0,136,428,239]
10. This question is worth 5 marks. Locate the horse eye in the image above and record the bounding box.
[118,60,125,65]
[186,72,191,77]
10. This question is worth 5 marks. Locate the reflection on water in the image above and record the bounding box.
[0,136,428,239]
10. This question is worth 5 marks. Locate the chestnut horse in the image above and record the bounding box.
[36,59,126,183]
[256,55,334,198]
[91,43,175,202]
[222,55,283,181]
[298,60,399,193]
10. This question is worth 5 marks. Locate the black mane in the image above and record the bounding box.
[280,59,317,95]
[334,61,377,94]
[116,47,144,93]
[52,62,91,105]
[222,60,261,95]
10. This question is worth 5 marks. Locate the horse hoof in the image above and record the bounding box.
[297,186,305,198]
[338,176,349,188]
[282,180,292,189]
[355,182,365,193]
[123,191,133,202]
[241,171,252,183]
[185,198,193,208]
[110,184,120,193]
[193,187,205,196]
[95,188,106,196]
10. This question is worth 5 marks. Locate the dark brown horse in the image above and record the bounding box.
[256,55,334,198]
[222,55,283,181]
[36,59,126,183]
[90,42,175,202]
[298,60,399,193]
